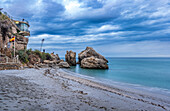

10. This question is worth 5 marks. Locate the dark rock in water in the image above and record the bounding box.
[78,47,108,69]
[76,61,80,64]
[58,62,70,68]
[78,47,108,63]
[65,50,76,66]
[81,56,108,69]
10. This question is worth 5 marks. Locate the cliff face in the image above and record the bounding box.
[0,13,28,56]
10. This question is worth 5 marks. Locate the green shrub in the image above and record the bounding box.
[18,50,29,63]
[34,50,42,58]
[45,53,52,60]
[0,14,8,20]
[41,52,46,61]
[26,48,32,55]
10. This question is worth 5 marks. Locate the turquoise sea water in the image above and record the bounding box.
[67,57,170,91]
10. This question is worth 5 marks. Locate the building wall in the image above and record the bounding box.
[0,14,29,56]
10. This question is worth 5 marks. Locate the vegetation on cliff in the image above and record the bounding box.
[17,49,52,64]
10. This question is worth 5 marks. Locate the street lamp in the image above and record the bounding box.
[40,39,44,52]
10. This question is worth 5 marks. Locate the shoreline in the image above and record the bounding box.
[0,68,170,110]
[51,68,170,110]
[63,68,170,97]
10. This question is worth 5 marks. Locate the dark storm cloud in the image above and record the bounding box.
[0,0,170,57]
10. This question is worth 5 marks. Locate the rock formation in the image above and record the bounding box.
[51,53,60,61]
[81,56,108,69]
[65,51,76,66]
[0,13,28,56]
[58,62,70,68]
[78,47,108,63]
[78,47,108,69]
[28,54,40,65]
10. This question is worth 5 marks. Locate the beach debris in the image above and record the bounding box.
[58,62,70,68]
[65,50,76,66]
[78,90,88,95]
[44,69,51,75]
[78,47,108,69]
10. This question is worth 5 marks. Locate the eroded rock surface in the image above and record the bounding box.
[78,47,108,69]
[28,54,40,65]
[51,53,60,61]
[65,51,76,66]
[58,62,70,68]
[0,15,28,52]
[81,56,108,69]
[78,47,108,63]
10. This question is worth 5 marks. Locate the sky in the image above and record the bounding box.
[0,0,170,57]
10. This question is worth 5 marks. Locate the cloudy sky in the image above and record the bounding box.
[1,0,170,57]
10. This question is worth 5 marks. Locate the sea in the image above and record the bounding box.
[65,57,170,95]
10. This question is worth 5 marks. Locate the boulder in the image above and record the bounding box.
[56,59,64,64]
[78,47,108,64]
[36,63,49,68]
[27,64,34,68]
[28,54,40,65]
[81,56,108,69]
[65,50,76,66]
[0,63,21,70]
[43,60,56,64]
[58,62,70,68]
[51,53,60,61]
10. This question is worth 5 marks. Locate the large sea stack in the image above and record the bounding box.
[65,50,76,66]
[78,47,108,69]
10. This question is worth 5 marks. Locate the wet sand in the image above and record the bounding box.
[0,68,170,111]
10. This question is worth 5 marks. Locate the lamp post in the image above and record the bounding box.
[0,8,3,11]
[40,39,44,52]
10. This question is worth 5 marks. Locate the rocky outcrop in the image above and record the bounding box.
[28,54,40,65]
[65,51,76,66]
[51,53,60,61]
[0,63,21,70]
[78,47,108,63]
[43,60,55,64]
[78,47,108,69]
[58,62,70,68]
[0,13,28,57]
[15,35,28,50]
[81,56,108,69]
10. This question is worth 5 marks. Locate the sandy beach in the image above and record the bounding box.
[0,68,170,111]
